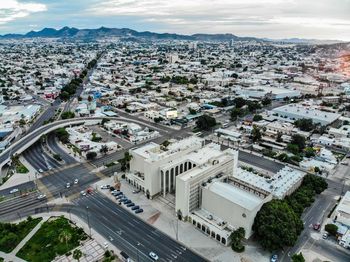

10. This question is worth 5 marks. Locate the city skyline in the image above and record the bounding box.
[1,0,350,41]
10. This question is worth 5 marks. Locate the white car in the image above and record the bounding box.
[10,188,19,194]
[100,185,110,189]
[37,194,46,200]
[149,252,159,261]
[74,179,79,184]
[38,168,43,173]
[66,182,71,188]
[80,191,87,196]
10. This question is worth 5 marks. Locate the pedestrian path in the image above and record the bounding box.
[11,216,49,255]
[0,251,26,262]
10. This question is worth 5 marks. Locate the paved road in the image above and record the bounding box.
[46,133,77,165]
[238,150,284,173]
[280,161,350,262]
[73,192,206,262]
[23,142,61,172]
[0,181,35,198]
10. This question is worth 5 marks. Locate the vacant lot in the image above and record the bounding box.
[0,217,42,253]
[17,216,88,262]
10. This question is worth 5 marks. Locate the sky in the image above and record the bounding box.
[0,0,350,40]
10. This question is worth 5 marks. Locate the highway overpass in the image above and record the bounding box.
[0,116,167,173]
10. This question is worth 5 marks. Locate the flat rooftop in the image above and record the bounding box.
[206,181,264,211]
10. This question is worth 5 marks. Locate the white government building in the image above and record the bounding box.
[126,137,304,245]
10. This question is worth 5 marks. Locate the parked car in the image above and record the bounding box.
[111,190,119,195]
[114,191,123,196]
[270,254,278,262]
[74,179,79,184]
[120,198,128,203]
[37,194,46,200]
[322,232,329,239]
[132,189,140,194]
[38,168,43,173]
[127,202,135,207]
[135,209,143,214]
[131,205,140,210]
[109,186,115,192]
[149,252,159,261]
[124,200,132,205]
[100,185,110,189]
[66,182,71,188]
[10,188,19,194]
[116,195,124,200]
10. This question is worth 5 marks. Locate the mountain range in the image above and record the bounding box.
[0,26,344,44]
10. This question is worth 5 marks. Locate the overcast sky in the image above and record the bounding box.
[1,0,350,40]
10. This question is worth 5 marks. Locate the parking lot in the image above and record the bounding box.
[93,174,271,262]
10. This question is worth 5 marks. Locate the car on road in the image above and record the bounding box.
[270,254,278,262]
[66,182,71,188]
[37,194,46,200]
[135,209,143,214]
[322,232,329,239]
[74,179,79,184]
[126,202,135,207]
[48,165,53,170]
[10,188,19,194]
[80,190,87,196]
[149,252,159,261]
[131,205,140,210]
[100,185,110,189]
[313,222,321,231]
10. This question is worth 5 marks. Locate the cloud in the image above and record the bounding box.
[0,0,47,25]
[85,0,350,39]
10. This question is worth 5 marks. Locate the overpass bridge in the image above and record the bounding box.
[0,116,168,173]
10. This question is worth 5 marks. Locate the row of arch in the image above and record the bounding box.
[161,161,197,196]
[191,219,227,245]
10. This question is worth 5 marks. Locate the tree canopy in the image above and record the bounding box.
[195,115,216,131]
[253,200,303,251]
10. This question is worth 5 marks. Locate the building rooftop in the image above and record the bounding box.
[233,166,305,199]
[206,181,264,211]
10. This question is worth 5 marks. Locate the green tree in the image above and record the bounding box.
[253,114,263,121]
[291,134,306,151]
[100,145,108,155]
[120,152,133,171]
[294,118,315,132]
[304,147,316,158]
[325,224,338,236]
[230,227,245,252]
[253,200,303,251]
[61,111,75,119]
[292,252,305,262]
[86,151,97,160]
[233,97,246,108]
[55,128,70,144]
[251,126,262,142]
[73,249,83,261]
[262,97,272,106]
[189,108,197,115]
[287,144,300,155]
[195,115,216,131]
[230,108,243,121]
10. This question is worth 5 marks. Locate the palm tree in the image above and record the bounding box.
[58,230,72,246]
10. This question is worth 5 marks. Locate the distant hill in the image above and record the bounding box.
[0,26,261,42]
[0,26,345,45]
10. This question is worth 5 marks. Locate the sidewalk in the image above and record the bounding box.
[11,217,50,255]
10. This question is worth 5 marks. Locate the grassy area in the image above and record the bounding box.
[0,257,4,262]
[15,161,29,174]
[0,217,42,253]
[17,216,88,262]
